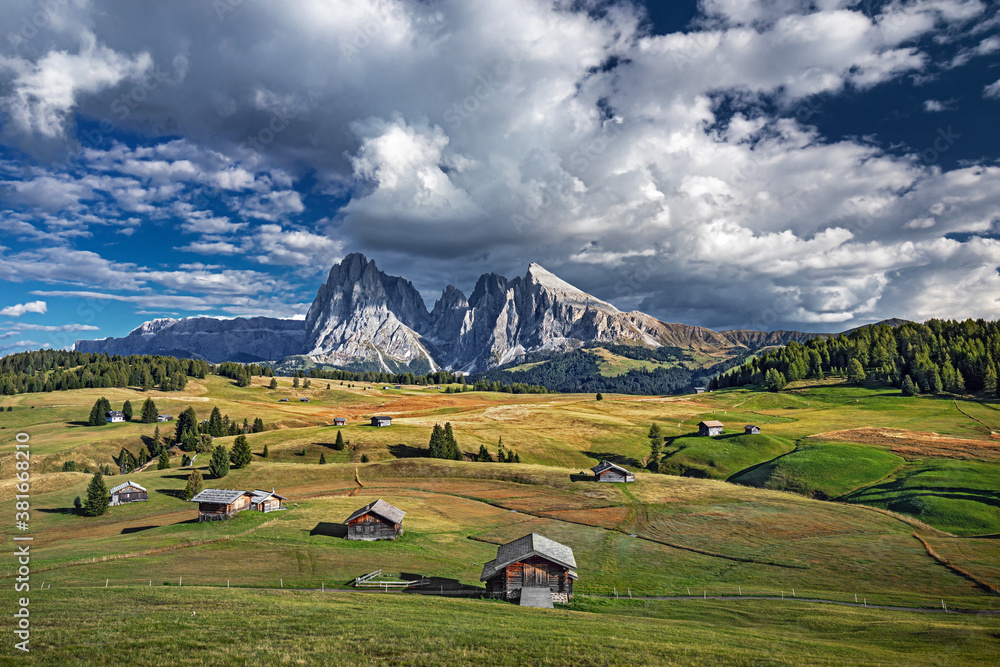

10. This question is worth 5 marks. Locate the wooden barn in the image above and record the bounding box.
[344,499,405,540]
[698,420,724,437]
[334,417,347,426]
[745,424,761,435]
[108,480,148,506]
[591,461,635,483]
[189,489,253,522]
[480,533,577,606]
[250,489,287,513]
[370,416,392,427]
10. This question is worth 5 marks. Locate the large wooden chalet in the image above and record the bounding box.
[344,499,405,540]
[591,461,635,483]
[250,489,287,513]
[698,420,724,437]
[481,533,577,606]
[108,480,148,506]
[190,489,253,522]
[370,416,392,427]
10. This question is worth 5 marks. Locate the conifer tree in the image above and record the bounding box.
[334,430,345,451]
[183,468,204,500]
[73,496,82,511]
[269,378,278,389]
[208,406,224,437]
[209,445,230,479]
[253,417,264,433]
[82,472,110,516]
[88,400,107,426]
[122,400,133,422]
[428,424,445,458]
[596,392,603,401]
[175,406,197,444]
[477,444,493,462]
[985,366,998,397]
[360,453,369,463]
[157,450,170,470]
[443,422,460,460]
[902,375,918,396]
[262,444,269,458]
[647,423,662,473]
[230,435,252,469]
[137,449,148,467]
[140,397,158,423]
[319,452,327,464]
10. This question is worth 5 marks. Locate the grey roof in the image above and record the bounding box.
[250,489,287,502]
[106,410,124,417]
[591,460,631,475]
[109,480,146,495]
[345,499,405,525]
[190,488,249,505]
[745,424,759,428]
[372,415,392,420]
[699,420,724,428]
[480,533,576,581]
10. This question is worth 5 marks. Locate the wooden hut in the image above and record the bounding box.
[189,489,253,522]
[108,480,148,506]
[370,416,392,427]
[334,417,347,426]
[698,420,724,436]
[250,489,287,513]
[344,499,405,540]
[745,424,761,435]
[590,461,635,483]
[480,533,577,606]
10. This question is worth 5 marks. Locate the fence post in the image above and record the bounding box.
[628,587,632,599]
[739,586,742,596]
[792,589,795,597]
[280,578,283,588]
[687,587,691,596]
[180,577,182,586]
[105,579,108,588]
[322,582,324,592]
[228,580,230,589]
[149,580,151,587]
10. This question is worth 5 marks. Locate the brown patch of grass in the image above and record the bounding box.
[812,427,1000,461]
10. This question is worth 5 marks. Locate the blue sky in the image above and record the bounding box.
[1,0,999,355]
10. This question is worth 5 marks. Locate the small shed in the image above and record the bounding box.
[745,425,761,435]
[250,489,287,513]
[189,489,253,522]
[299,397,310,402]
[393,385,402,389]
[108,480,147,506]
[345,499,405,540]
[693,386,707,394]
[370,416,392,427]
[481,533,577,605]
[698,420,724,437]
[591,461,635,483]
[279,398,289,402]
[157,414,174,422]
[334,417,347,426]
[106,410,125,423]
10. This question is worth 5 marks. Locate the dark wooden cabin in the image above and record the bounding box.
[591,460,635,483]
[745,424,761,435]
[334,417,347,426]
[370,416,392,427]
[698,420,724,436]
[108,480,148,506]
[189,489,253,522]
[481,533,577,605]
[345,499,405,540]
[250,489,287,513]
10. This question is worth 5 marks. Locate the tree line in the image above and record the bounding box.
[711,319,1000,396]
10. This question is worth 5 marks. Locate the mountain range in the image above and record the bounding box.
[76,253,838,376]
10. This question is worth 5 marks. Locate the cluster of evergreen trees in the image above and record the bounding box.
[477,437,520,463]
[711,319,1000,396]
[216,361,275,387]
[0,349,208,395]
[428,423,461,460]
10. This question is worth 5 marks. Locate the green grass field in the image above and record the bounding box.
[1,374,999,663]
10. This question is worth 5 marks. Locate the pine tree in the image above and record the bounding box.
[208,406,224,437]
[596,393,603,401]
[176,406,197,445]
[82,472,110,516]
[513,452,520,463]
[183,469,204,500]
[985,366,998,397]
[443,422,460,460]
[319,452,327,464]
[360,453,369,463]
[765,368,787,392]
[847,359,867,384]
[428,424,445,458]
[140,397,158,423]
[73,496,82,511]
[152,425,162,456]
[262,444,269,458]
[157,450,170,470]
[137,449,148,467]
[647,423,662,473]
[293,376,299,388]
[230,435,252,469]
[252,417,264,433]
[269,378,278,389]
[334,430,345,451]
[209,445,230,479]
[122,400,133,422]
[902,375,918,396]
[477,444,493,462]
[88,400,107,426]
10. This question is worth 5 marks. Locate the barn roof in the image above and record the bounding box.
[372,415,392,420]
[108,480,146,494]
[190,488,249,504]
[480,533,576,581]
[699,420,724,428]
[591,460,631,475]
[745,424,759,428]
[250,489,287,502]
[345,499,405,525]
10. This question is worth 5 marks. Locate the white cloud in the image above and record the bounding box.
[923,99,954,112]
[0,300,47,317]
[985,79,1000,99]
[2,323,99,332]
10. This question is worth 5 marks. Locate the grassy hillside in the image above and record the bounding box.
[1,587,996,666]
[1,372,999,662]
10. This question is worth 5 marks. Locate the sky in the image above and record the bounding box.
[1,0,999,355]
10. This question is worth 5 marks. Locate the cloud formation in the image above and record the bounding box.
[0,300,47,317]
